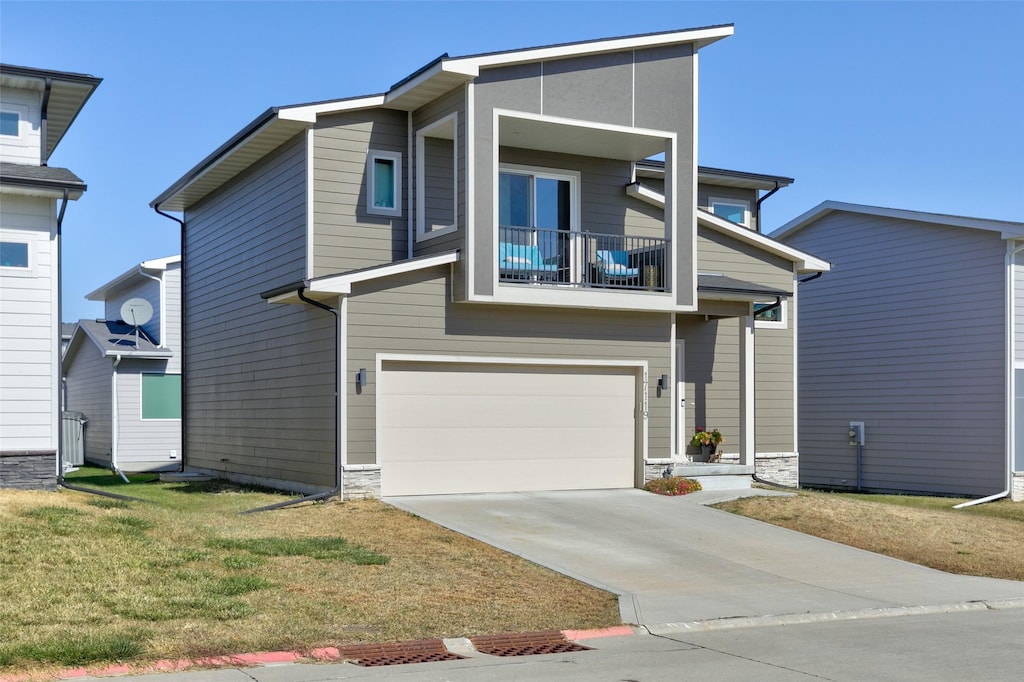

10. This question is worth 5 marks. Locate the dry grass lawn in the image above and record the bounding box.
[0,473,619,678]
[717,490,1024,581]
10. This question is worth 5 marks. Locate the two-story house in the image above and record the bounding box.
[151,26,828,498]
[0,64,100,490]
[62,255,183,475]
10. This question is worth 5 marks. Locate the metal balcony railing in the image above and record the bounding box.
[498,225,670,292]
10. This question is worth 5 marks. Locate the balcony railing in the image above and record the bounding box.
[498,225,670,292]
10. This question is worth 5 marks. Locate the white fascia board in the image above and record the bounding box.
[310,251,460,295]
[277,95,386,123]
[627,183,830,272]
[773,200,1024,240]
[385,62,478,107]
[140,255,181,271]
[449,25,734,71]
[85,255,181,301]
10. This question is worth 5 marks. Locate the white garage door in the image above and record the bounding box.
[379,361,637,496]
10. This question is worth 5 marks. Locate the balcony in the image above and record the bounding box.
[498,226,670,292]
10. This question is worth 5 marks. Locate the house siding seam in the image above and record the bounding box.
[184,135,337,489]
[784,211,1006,497]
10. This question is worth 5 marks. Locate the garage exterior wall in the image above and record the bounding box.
[64,343,112,465]
[346,267,672,470]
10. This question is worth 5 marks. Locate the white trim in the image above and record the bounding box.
[366,149,403,217]
[306,127,315,280]
[310,251,460,295]
[465,81,475,300]
[0,237,33,275]
[406,111,414,259]
[415,112,459,242]
[774,200,1024,241]
[491,284,679,312]
[495,107,675,142]
[276,95,385,123]
[339,295,348,471]
[739,314,755,466]
[625,182,665,208]
[86,255,182,301]
[1010,242,1024,475]
[675,337,686,460]
[341,463,380,472]
[709,196,751,228]
[791,268,800,455]
[689,50,697,308]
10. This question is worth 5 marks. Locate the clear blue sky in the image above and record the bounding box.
[2,1,1021,322]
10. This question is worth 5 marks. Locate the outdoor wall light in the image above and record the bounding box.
[356,368,367,388]
[657,374,669,390]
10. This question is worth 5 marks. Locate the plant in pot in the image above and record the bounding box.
[690,428,724,463]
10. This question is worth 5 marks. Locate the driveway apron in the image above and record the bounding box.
[386,489,1024,630]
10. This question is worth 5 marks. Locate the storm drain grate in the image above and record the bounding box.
[336,639,465,667]
[470,631,592,657]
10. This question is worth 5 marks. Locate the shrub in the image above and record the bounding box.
[644,477,702,497]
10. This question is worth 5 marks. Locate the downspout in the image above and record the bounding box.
[40,78,51,165]
[242,286,340,513]
[136,267,164,347]
[953,240,1024,508]
[110,354,129,483]
[54,188,68,481]
[153,205,186,472]
[754,181,783,233]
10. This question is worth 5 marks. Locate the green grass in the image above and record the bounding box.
[834,491,1024,523]
[206,536,388,564]
[0,633,145,668]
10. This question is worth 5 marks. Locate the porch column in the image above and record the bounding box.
[739,314,755,466]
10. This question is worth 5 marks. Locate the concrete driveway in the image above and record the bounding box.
[386,489,1024,632]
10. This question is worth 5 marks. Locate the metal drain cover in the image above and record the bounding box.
[336,639,465,667]
[470,631,592,657]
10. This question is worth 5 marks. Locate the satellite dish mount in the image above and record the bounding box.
[120,298,154,349]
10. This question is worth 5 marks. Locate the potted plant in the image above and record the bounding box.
[690,428,724,462]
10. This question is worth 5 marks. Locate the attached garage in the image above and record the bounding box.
[378,359,641,496]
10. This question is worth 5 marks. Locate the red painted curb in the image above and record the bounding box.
[562,625,635,641]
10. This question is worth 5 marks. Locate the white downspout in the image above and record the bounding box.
[954,239,1022,508]
[110,354,129,483]
[136,267,164,347]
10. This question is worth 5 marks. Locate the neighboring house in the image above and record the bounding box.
[0,64,101,490]
[151,26,828,499]
[775,201,1024,502]
[62,256,182,474]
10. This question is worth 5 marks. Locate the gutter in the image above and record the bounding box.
[754,180,783,234]
[153,204,186,473]
[242,285,341,513]
[953,240,1024,508]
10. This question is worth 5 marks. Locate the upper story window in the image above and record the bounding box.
[0,111,19,137]
[754,300,786,329]
[710,198,751,227]
[416,113,458,241]
[367,150,402,217]
[0,241,29,268]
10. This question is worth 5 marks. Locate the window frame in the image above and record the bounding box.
[0,110,19,137]
[754,299,787,329]
[140,373,182,421]
[415,112,459,242]
[710,197,752,227]
[0,240,30,269]
[497,163,581,233]
[366,149,403,217]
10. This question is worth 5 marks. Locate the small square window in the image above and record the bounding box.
[711,199,750,227]
[0,241,29,268]
[141,374,181,420]
[0,111,18,137]
[754,300,786,329]
[367,150,402,217]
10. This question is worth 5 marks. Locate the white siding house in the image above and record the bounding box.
[63,256,182,473]
[775,201,1024,502]
[0,64,100,489]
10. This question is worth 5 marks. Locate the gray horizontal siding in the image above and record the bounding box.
[784,211,1006,496]
[184,135,337,489]
[63,342,112,465]
[313,109,408,276]
[346,268,672,466]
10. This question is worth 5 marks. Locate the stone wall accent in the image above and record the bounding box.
[1012,473,1024,503]
[0,451,57,491]
[644,463,675,483]
[755,453,799,488]
[343,467,381,500]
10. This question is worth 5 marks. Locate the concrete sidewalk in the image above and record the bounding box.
[386,488,1024,632]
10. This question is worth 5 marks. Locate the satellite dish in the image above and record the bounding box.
[120,298,153,327]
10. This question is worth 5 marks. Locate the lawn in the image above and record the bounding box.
[0,468,619,677]
[716,489,1024,581]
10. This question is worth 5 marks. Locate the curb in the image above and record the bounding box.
[0,627,636,682]
[646,598,1024,635]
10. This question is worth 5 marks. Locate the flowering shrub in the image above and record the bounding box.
[643,476,703,496]
[690,428,724,447]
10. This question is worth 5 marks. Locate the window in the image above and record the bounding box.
[0,241,29,268]
[754,300,786,329]
[710,198,751,227]
[141,374,181,420]
[0,111,18,137]
[367,150,402,217]
[416,113,458,240]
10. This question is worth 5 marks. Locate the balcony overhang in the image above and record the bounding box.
[497,110,672,161]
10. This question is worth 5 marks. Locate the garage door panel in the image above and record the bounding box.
[379,362,638,496]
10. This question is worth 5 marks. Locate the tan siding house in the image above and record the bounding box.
[151,27,828,498]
